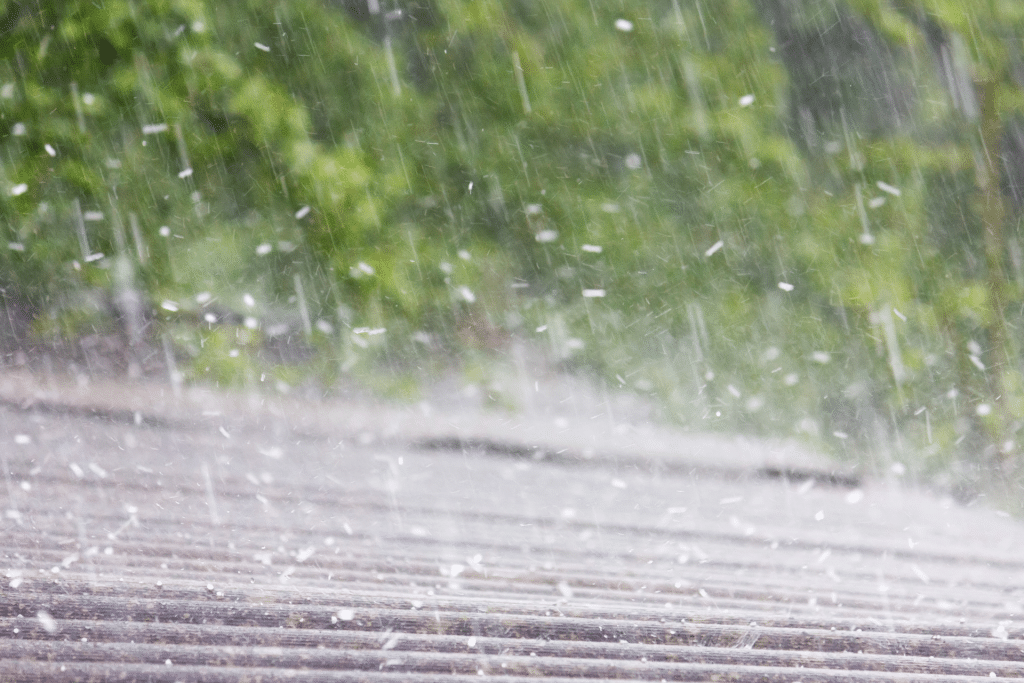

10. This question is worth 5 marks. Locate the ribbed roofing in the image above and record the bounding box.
[1,373,1022,681]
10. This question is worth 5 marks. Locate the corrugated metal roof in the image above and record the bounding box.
[1,372,1023,681]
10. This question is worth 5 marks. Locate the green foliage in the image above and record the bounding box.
[6,0,1024,483]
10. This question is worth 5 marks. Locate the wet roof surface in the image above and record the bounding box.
[1,371,1023,681]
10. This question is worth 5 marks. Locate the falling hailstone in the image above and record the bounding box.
[739,94,755,107]
[778,282,794,291]
[36,610,58,634]
[614,18,634,32]
[876,180,901,197]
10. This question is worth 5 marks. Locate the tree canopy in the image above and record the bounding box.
[4,0,1024,487]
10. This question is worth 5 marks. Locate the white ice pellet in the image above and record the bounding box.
[37,610,58,634]
[876,180,901,196]
[811,351,831,364]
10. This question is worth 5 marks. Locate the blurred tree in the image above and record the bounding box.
[5,0,1024,484]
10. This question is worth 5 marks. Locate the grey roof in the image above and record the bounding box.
[1,371,1022,681]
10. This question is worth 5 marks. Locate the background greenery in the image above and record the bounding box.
[4,0,1024,490]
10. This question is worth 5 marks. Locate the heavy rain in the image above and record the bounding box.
[3,0,1024,680]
